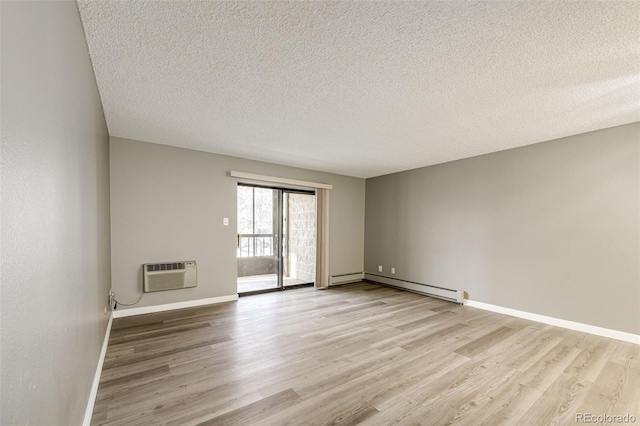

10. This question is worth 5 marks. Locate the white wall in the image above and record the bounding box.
[110,137,365,309]
[1,2,111,424]
[365,123,640,334]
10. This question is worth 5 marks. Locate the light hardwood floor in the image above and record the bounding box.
[92,282,640,425]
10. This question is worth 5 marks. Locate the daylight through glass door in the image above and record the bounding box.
[237,185,315,294]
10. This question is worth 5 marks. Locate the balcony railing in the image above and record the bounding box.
[237,233,276,257]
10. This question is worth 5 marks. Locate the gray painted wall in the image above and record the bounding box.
[110,137,365,309]
[1,2,111,424]
[365,123,639,334]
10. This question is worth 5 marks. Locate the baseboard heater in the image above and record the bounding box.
[364,273,464,304]
[330,272,364,286]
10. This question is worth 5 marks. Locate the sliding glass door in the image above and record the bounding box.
[237,185,315,294]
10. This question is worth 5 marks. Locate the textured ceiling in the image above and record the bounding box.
[77,1,640,178]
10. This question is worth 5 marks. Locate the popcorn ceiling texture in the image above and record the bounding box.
[77,1,640,178]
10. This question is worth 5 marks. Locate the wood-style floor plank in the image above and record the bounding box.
[92,282,640,425]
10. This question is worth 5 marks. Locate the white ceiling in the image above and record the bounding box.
[77,1,640,179]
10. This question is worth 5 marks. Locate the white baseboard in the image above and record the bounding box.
[330,272,364,286]
[82,295,238,423]
[83,313,113,426]
[112,295,239,318]
[464,299,640,345]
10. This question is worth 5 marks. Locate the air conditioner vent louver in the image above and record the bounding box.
[143,261,197,292]
[146,263,184,272]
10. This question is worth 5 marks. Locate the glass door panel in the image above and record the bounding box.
[237,186,281,293]
[283,192,316,287]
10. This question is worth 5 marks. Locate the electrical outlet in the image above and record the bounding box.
[108,289,115,306]
[378,265,383,272]
[391,267,396,274]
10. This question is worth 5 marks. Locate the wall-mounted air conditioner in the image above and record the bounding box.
[143,261,197,292]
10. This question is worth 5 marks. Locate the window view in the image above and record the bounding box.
[237,186,275,257]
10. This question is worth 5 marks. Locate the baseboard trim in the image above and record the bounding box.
[330,272,364,286]
[112,295,239,318]
[464,299,640,345]
[83,313,113,426]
